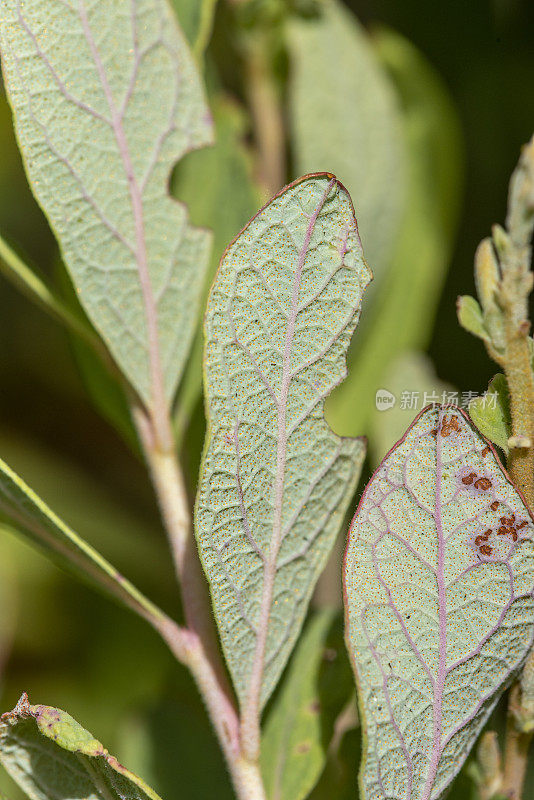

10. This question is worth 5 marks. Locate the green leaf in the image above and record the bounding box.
[457,295,490,342]
[0,0,213,411]
[469,374,511,455]
[171,0,218,56]
[0,540,16,683]
[0,693,163,800]
[261,610,353,800]
[0,234,104,354]
[345,405,534,800]
[326,25,463,438]
[370,351,454,464]
[288,0,405,293]
[196,175,370,726]
[0,455,168,631]
[54,256,138,451]
[173,95,262,444]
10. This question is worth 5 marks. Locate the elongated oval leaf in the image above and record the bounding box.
[344,405,534,800]
[0,694,163,800]
[261,610,353,800]
[196,174,371,717]
[0,0,213,407]
[0,455,167,631]
[325,26,462,440]
[288,0,405,292]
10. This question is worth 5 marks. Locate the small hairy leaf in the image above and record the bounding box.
[457,296,490,343]
[0,456,166,628]
[196,174,371,717]
[0,0,213,407]
[469,374,511,455]
[344,405,534,800]
[261,610,352,800]
[288,0,404,291]
[0,693,162,800]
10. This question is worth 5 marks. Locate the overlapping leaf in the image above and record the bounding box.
[288,0,405,293]
[326,27,462,439]
[196,174,371,714]
[171,0,217,57]
[344,405,534,800]
[0,694,163,800]
[0,0,213,406]
[0,455,167,630]
[261,610,353,800]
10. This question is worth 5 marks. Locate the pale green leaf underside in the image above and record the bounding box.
[196,174,371,711]
[344,406,534,800]
[0,694,162,800]
[0,0,213,404]
[288,0,404,293]
[0,455,166,629]
[261,610,336,800]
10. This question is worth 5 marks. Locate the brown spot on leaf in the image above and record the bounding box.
[474,477,492,491]
[441,415,461,437]
[490,501,499,511]
[296,741,311,754]
[482,446,491,456]
[479,544,493,555]
[462,473,477,485]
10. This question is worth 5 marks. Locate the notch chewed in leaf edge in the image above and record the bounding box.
[196,173,372,742]
[344,404,534,800]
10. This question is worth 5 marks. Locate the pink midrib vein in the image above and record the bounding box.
[78,1,166,434]
[240,177,336,754]
[420,409,448,800]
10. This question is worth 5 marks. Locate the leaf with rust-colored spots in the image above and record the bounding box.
[0,693,163,800]
[261,610,354,800]
[195,174,371,750]
[344,405,534,800]
[0,0,212,415]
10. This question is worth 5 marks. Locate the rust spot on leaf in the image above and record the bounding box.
[441,415,461,437]
[462,472,477,485]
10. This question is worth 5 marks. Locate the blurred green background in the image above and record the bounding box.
[0,0,533,797]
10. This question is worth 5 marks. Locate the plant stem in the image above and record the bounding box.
[502,322,534,502]
[503,686,532,800]
[490,137,534,800]
[132,404,266,800]
[244,34,285,197]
